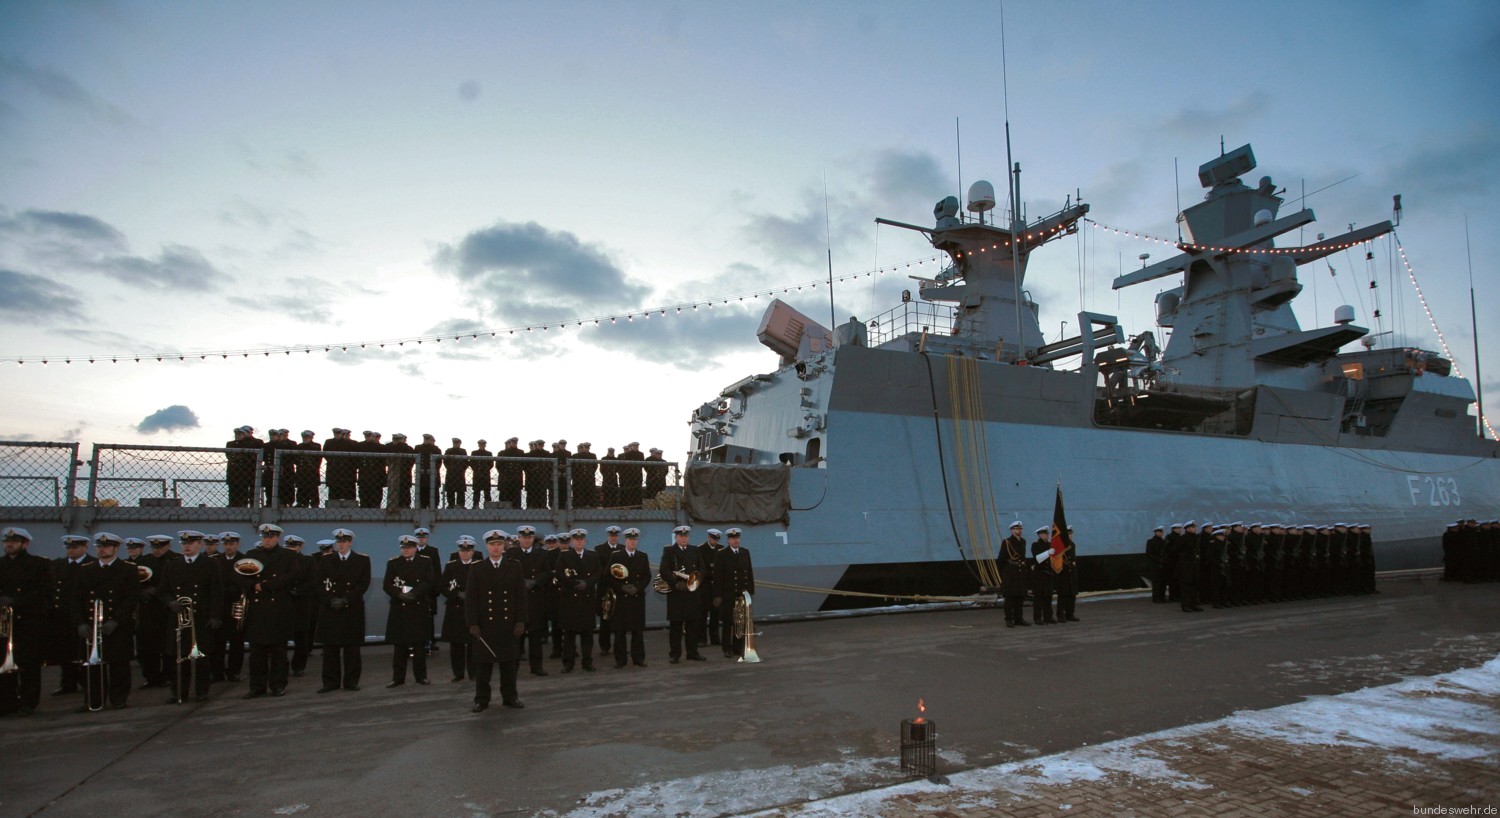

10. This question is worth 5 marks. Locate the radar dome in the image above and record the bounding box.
[1254,209,1273,226]
[1334,305,1356,325]
[966,180,996,213]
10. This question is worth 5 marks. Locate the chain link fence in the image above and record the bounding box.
[88,444,242,519]
[0,441,80,507]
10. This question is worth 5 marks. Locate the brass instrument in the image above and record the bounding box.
[84,598,105,711]
[0,605,17,674]
[733,591,761,664]
[651,574,671,594]
[231,593,247,630]
[609,563,629,580]
[137,565,154,583]
[395,577,415,597]
[234,558,265,576]
[600,588,617,621]
[173,596,204,703]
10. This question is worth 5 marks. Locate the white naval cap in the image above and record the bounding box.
[707,529,722,538]
[605,526,622,535]
[482,529,508,542]
[569,528,587,539]
[149,534,175,546]
[258,524,284,536]
[284,535,305,546]
[672,525,691,535]
[177,530,205,541]
[62,534,90,546]
[726,528,742,537]
[332,528,354,539]
[516,525,536,535]
[1,526,32,541]
[220,531,242,542]
[1009,520,1023,529]
[124,537,145,548]
[1036,527,1048,534]
[413,527,431,536]
[95,532,124,546]
[316,539,336,549]
[398,535,418,547]
[623,528,641,538]
[542,534,558,543]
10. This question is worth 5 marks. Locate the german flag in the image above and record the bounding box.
[1049,483,1073,573]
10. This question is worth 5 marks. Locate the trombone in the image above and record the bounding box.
[173,595,205,704]
[83,598,106,712]
[0,604,18,675]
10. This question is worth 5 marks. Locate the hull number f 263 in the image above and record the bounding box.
[1407,475,1461,507]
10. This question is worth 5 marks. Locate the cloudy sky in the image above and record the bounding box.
[2,0,1496,457]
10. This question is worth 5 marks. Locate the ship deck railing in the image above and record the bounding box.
[0,442,686,529]
[867,301,957,347]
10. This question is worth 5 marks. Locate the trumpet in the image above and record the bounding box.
[84,598,104,712]
[173,596,204,703]
[234,558,265,576]
[0,605,17,675]
[609,563,629,580]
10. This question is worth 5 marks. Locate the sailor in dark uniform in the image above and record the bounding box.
[213,531,248,681]
[1264,524,1285,602]
[385,535,435,686]
[294,430,322,507]
[1358,524,1377,594]
[0,527,53,716]
[1145,526,1167,603]
[497,437,524,508]
[322,428,351,503]
[1176,521,1203,612]
[414,433,443,509]
[1030,527,1055,625]
[594,526,623,654]
[466,530,527,712]
[1442,521,1461,581]
[1207,526,1231,608]
[49,535,94,695]
[75,532,140,710]
[523,440,552,510]
[384,433,415,508]
[442,438,468,509]
[512,526,552,676]
[543,533,566,658]
[135,534,180,689]
[554,529,601,672]
[159,530,223,702]
[357,431,386,508]
[1162,523,1182,603]
[660,525,707,662]
[713,528,755,658]
[470,439,493,508]
[552,440,572,509]
[607,528,650,668]
[571,442,598,508]
[412,527,442,654]
[1244,523,1265,604]
[1225,522,1246,607]
[618,442,645,508]
[236,524,301,698]
[263,429,298,508]
[441,536,481,682]
[698,528,725,647]
[314,529,369,693]
[226,426,259,507]
[1056,526,1080,622]
[999,522,1030,628]
[284,535,318,677]
[643,447,669,501]
[601,446,621,507]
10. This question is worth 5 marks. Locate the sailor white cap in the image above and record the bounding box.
[177,530,205,542]
[1009,520,1022,529]
[284,535,305,546]
[649,447,662,454]
[556,439,566,446]
[1153,525,1164,532]
[62,534,90,546]
[1170,522,1183,529]
[483,529,507,542]
[332,528,354,540]
[623,528,641,538]
[124,537,146,548]
[517,525,535,535]
[605,526,622,535]
[1036,527,1048,534]
[627,441,639,447]
[1,526,32,541]
[149,534,175,546]
[95,532,123,546]
[423,433,435,441]
[452,437,461,443]
[707,529,722,538]
[456,535,477,546]
[570,528,587,539]
[258,524,284,536]
[672,525,691,535]
[392,433,407,441]
[301,429,316,437]
[413,527,431,536]
[220,531,242,542]
[237,425,253,433]
[543,534,558,543]
[726,528,742,536]
[204,533,221,543]
[1230,521,1244,528]
[398,535,418,547]
[505,437,519,444]
[316,539,335,549]
[1183,520,1197,527]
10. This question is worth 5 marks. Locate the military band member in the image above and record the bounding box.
[1162,523,1182,603]
[512,526,552,675]
[49,535,94,695]
[385,536,435,686]
[236,524,301,698]
[443,438,469,509]
[160,531,223,703]
[466,530,527,712]
[999,522,1030,628]
[1146,526,1167,603]
[470,439,493,508]
[497,437,524,508]
[294,430,323,508]
[1177,522,1203,612]
[660,525,707,662]
[1056,527,1080,622]
[315,529,369,693]
[608,528,650,668]
[554,530,601,672]
[1030,528,1055,625]
[713,528,755,658]
[76,533,140,710]
[0,527,53,716]
[284,535,317,677]
[413,527,442,654]
[135,535,179,689]
[698,529,724,647]
[594,526,623,654]
[214,532,248,681]
[441,536,481,681]
[543,532,565,658]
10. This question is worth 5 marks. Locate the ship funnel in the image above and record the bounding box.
[966,180,996,213]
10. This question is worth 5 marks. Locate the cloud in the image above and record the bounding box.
[1157,91,1270,142]
[1377,124,1500,200]
[458,79,481,101]
[324,344,417,367]
[0,54,136,127]
[0,208,231,291]
[48,328,141,347]
[585,306,762,370]
[136,405,200,434]
[236,142,321,179]
[433,220,651,324]
[869,149,949,210]
[0,268,87,322]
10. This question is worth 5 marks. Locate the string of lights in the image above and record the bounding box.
[1394,233,1496,439]
[1082,217,1380,256]
[0,253,952,366]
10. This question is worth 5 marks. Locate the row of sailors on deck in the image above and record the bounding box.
[1145,521,1378,613]
[0,522,754,717]
[225,427,673,511]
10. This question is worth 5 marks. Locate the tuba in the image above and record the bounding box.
[733,591,761,664]
[0,605,17,674]
[600,588,617,621]
[609,563,629,580]
[234,558,264,576]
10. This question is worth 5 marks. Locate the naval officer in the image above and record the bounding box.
[999,522,1030,628]
[466,530,527,713]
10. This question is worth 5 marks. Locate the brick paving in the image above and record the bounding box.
[758,658,1500,818]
